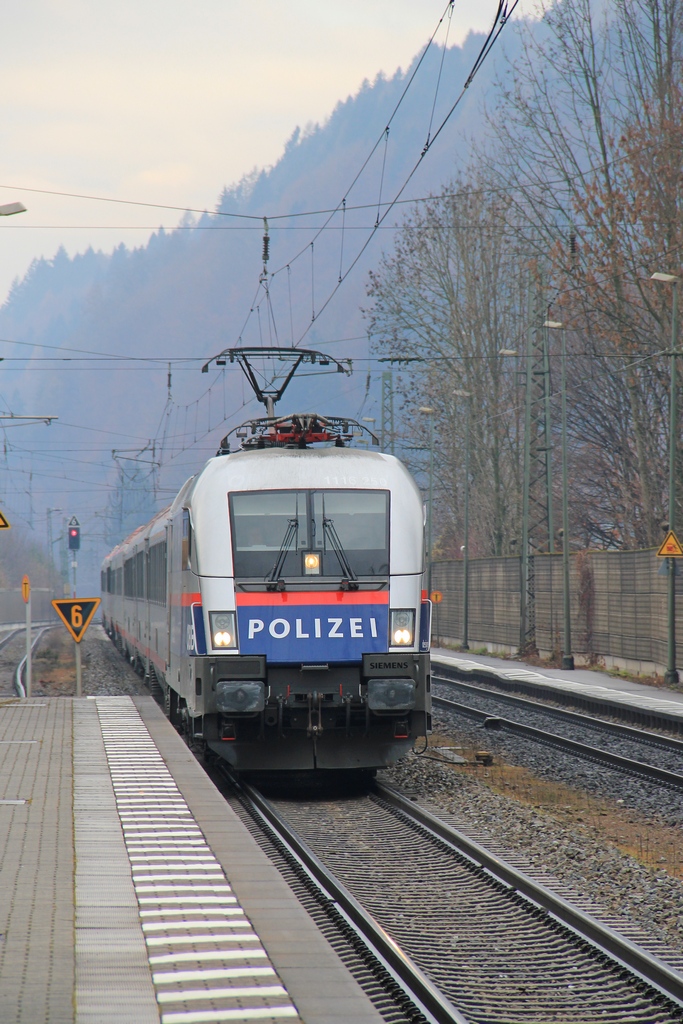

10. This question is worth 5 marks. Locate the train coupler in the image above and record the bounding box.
[306,690,324,737]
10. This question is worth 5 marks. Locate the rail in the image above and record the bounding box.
[375,781,683,1007]
[432,672,683,753]
[431,656,683,733]
[14,626,54,697]
[232,775,470,1024]
[432,690,683,791]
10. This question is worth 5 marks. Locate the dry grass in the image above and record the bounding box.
[32,629,78,695]
[430,733,683,880]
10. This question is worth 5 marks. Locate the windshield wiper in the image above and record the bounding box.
[323,517,359,590]
[267,518,298,588]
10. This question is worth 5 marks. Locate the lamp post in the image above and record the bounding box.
[500,347,530,649]
[0,202,26,218]
[46,508,63,595]
[419,407,435,596]
[544,321,574,669]
[454,390,472,650]
[652,272,680,685]
[361,417,376,448]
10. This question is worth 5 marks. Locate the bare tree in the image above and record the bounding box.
[365,171,527,556]
[489,0,683,546]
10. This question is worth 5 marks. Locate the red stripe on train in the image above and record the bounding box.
[235,591,389,606]
[168,592,202,606]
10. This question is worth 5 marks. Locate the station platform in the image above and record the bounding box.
[0,694,383,1024]
[431,646,683,730]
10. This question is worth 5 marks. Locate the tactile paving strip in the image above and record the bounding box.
[95,697,300,1024]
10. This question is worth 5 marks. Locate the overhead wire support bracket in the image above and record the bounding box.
[0,413,58,425]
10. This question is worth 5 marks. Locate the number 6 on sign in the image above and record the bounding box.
[52,598,100,643]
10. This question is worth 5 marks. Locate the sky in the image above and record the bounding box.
[0,0,536,303]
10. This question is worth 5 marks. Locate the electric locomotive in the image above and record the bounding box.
[101,412,432,773]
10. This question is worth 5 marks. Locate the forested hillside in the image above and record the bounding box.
[4,0,677,593]
[0,26,513,586]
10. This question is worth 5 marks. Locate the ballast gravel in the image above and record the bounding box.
[78,625,149,695]
[434,685,683,827]
[384,746,683,957]
[29,622,149,696]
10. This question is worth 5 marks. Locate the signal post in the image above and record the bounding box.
[68,516,80,597]
[51,597,100,697]
[22,575,31,697]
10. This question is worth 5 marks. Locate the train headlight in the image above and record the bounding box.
[303,551,321,574]
[390,609,415,647]
[209,611,237,649]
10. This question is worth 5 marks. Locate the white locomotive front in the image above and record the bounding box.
[102,416,431,773]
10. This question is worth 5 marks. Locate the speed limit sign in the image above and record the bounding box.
[51,598,100,643]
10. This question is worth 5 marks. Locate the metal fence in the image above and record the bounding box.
[432,548,676,674]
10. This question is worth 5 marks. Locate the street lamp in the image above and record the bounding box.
[361,417,376,448]
[544,320,574,669]
[46,508,63,594]
[651,271,679,685]
[454,390,472,651]
[0,202,26,217]
[419,407,435,596]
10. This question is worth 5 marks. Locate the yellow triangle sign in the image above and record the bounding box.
[657,530,683,557]
[51,598,100,642]
[0,510,11,529]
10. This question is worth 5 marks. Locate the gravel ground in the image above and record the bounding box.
[384,745,683,957]
[435,685,683,827]
[77,625,151,695]
[30,623,150,696]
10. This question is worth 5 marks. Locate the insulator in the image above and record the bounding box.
[569,231,577,256]
[262,216,270,266]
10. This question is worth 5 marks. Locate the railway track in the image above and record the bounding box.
[432,673,683,793]
[226,773,683,1024]
[14,625,55,697]
[432,659,683,735]
[432,672,683,752]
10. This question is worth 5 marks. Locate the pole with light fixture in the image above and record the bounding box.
[652,271,679,685]
[500,344,530,650]
[419,407,435,596]
[544,320,574,669]
[0,202,26,218]
[454,390,471,650]
[46,507,63,596]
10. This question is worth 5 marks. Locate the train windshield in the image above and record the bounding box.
[230,489,389,579]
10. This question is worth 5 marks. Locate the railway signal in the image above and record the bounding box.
[68,516,80,596]
[52,598,100,643]
[51,597,101,697]
[68,517,80,550]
